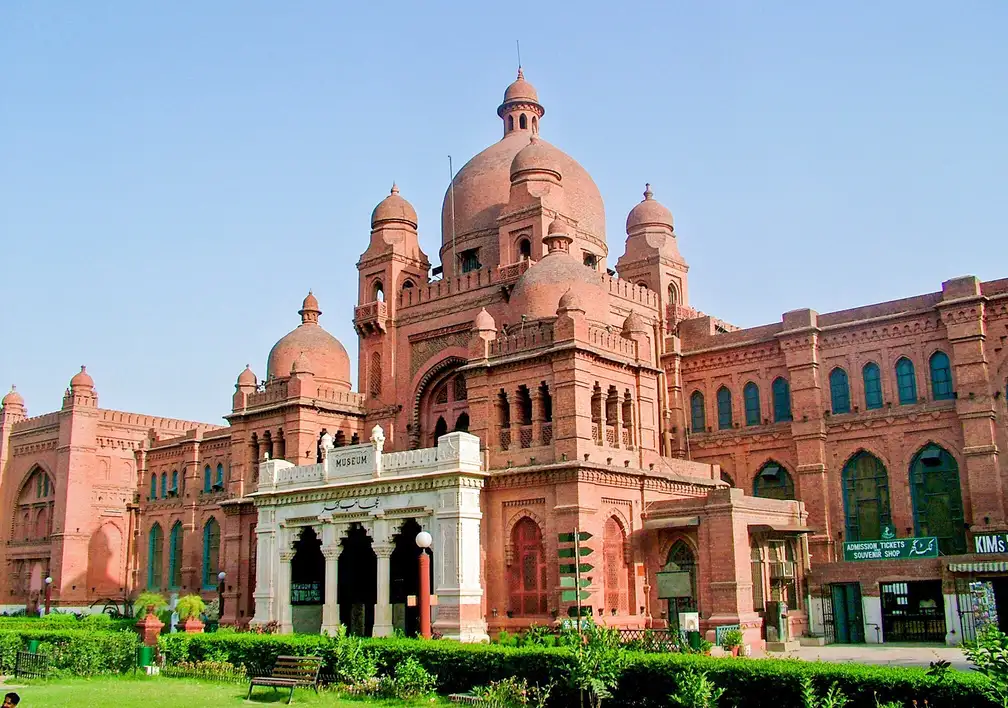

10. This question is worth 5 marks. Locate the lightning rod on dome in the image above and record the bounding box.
[516,40,521,72]
[449,155,457,280]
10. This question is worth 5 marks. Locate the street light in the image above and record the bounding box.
[217,571,226,624]
[44,576,53,616]
[415,531,433,639]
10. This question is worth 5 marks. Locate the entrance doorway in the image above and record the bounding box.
[338,524,377,637]
[290,527,324,634]
[880,580,945,642]
[830,583,864,644]
[389,519,434,637]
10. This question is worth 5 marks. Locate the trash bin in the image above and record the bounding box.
[687,631,701,650]
[137,646,154,668]
[26,640,40,654]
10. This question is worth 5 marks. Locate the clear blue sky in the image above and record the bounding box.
[2,2,1005,424]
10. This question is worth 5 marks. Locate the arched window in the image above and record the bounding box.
[168,522,183,589]
[160,472,167,499]
[716,386,733,430]
[147,523,163,590]
[603,517,630,615]
[519,113,527,130]
[842,452,892,542]
[772,377,793,422]
[454,412,469,432]
[668,284,678,310]
[665,541,697,614]
[863,362,883,409]
[930,352,953,400]
[743,382,761,426]
[689,391,706,432]
[508,115,514,132]
[531,116,538,133]
[830,368,851,414]
[721,470,735,487]
[518,238,531,260]
[896,357,917,404]
[402,279,414,291]
[433,416,447,440]
[583,253,598,269]
[149,474,157,500]
[910,444,966,555]
[215,463,224,488]
[203,465,211,493]
[373,281,385,302]
[170,470,178,495]
[753,461,795,500]
[509,518,547,615]
[202,517,221,589]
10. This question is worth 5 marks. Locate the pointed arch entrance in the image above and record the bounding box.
[664,540,698,620]
[389,519,434,637]
[338,524,377,636]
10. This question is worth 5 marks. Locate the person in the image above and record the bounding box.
[3,692,20,706]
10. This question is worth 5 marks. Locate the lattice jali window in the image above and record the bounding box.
[606,426,616,446]
[454,375,468,401]
[541,423,553,446]
[500,430,511,451]
[591,423,599,442]
[519,427,533,449]
[435,384,449,404]
[369,352,382,397]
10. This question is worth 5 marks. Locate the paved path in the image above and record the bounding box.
[765,644,972,671]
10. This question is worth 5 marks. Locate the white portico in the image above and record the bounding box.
[249,426,489,642]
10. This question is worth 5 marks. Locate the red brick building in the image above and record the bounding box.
[2,69,1002,646]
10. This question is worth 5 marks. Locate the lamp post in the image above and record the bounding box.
[415,531,432,639]
[44,576,53,616]
[217,571,226,624]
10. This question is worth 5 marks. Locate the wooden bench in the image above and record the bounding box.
[14,650,49,679]
[247,655,323,704]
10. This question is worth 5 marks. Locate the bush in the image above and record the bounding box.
[159,631,996,708]
[0,628,140,676]
[377,656,436,699]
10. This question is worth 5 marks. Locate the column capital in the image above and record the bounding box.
[373,543,395,559]
[321,545,340,560]
[279,550,295,563]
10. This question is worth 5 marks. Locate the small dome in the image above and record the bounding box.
[237,365,257,387]
[626,184,674,233]
[371,184,418,229]
[2,386,24,408]
[291,351,313,375]
[510,250,607,322]
[547,218,568,235]
[557,288,585,313]
[474,308,496,331]
[70,366,94,389]
[501,68,539,107]
[510,137,561,181]
[622,311,648,335]
[267,294,352,389]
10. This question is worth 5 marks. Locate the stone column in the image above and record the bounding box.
[433,477,489,642]
[251,513,277,627]
[509,392,522,448]
[598,390,607,446]
[612,390,623,449]
[278,549,295,634]
[321,545,340,635]
[373,543,395,637]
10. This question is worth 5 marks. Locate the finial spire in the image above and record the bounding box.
[643,183,653,200]
[516,39,522,75]
[391,182,399,195]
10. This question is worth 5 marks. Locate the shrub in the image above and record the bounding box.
[0,628,140,676]
[964,625,1008,708]
[474,676,553,708]
[133,592,167,616]
[159,631,995,708]
[378,656,436,700]
[720,629,744,650]
[668,668,723,708]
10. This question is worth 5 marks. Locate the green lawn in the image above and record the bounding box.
[0,676,452,707]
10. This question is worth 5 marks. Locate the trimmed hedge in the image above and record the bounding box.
[0,614,138,633]
[0,628,140,675]
[159,633,996,707]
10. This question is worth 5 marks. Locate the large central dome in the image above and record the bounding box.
[440,70,606,271]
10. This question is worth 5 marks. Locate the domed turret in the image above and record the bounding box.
[266,293,352,390]
[70,366,94,390]
[622,311,648,336]
[371,183,418,230]
[237,365,257,388]
[626,184,674,234]
[474,308,496,332]
[2,386,24,409]
[510,137,562,183]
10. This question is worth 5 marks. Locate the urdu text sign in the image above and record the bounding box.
[842,537,939,562]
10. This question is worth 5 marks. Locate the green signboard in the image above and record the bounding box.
[290,582,322,605]
[972,533,1008,555]
[842,537,939,562]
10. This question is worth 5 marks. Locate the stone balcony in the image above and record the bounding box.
[353,300,388,336]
